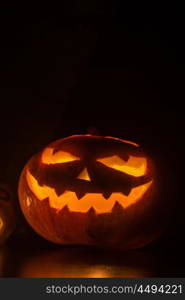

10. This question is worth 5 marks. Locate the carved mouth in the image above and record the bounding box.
[26,171,153,214]
[52,179,133,198]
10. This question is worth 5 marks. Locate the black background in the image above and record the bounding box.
[0,2,185,276]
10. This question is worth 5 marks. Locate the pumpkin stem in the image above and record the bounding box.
[87,127,100,135]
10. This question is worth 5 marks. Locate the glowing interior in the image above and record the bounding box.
[97,155,147,177]
[41,148,146,178]
[42,148,80,164]
[26,171,152,213]
[77,168,91,181]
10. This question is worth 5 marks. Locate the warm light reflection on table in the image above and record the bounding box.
[4,246,157,278]
[1,237,184,278]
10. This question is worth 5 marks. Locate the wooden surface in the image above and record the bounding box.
[0,234,185,278]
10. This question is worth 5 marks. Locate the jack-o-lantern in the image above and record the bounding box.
[0,184,16,246]
[18,134,163,249]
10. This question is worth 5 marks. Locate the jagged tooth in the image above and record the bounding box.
[60,205,70,214]
[111,201,124,214]
[102,191,112,199]
[119,153,129,162]
[55,186,66,197]
[42,197,50,206]
[87,206,96,216]
[76,191,86,200]
[121,187,132,196]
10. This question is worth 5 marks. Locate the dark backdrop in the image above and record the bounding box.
[0,2,185,275]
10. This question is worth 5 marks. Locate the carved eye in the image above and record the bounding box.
[41,148,80,164]
[97,155,147,177]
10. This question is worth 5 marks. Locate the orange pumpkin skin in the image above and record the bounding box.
[18,134,164,249]
[0,185,16,246]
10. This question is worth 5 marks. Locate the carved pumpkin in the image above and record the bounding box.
[0,184,16,246]
[18,134,162,249]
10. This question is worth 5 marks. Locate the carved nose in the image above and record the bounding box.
[77,168,91,181]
